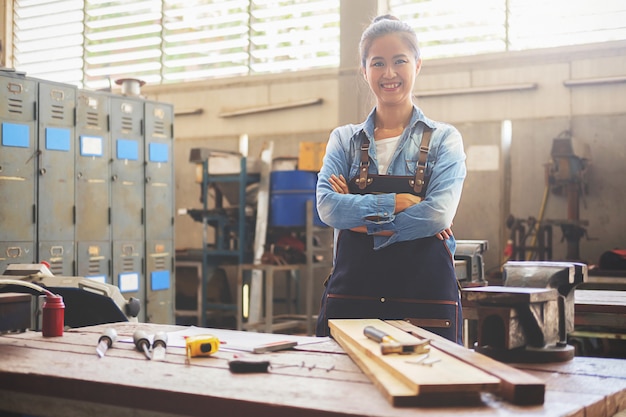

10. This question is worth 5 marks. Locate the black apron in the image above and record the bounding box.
[315,129,463,344]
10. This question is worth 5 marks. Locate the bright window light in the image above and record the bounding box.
[11,0,626,88]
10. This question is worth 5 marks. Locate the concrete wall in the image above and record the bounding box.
[142,38,626,278]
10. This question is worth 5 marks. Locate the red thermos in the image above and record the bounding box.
[42,294,65,337]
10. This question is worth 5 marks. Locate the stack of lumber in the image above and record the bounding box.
[329,318,545,407]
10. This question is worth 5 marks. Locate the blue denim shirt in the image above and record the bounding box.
[316,105,466,253]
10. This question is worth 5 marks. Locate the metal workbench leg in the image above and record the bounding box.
[237,266,243,331]
[265,267,274,333]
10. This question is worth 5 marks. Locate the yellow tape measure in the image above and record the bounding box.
[185,334,219,364]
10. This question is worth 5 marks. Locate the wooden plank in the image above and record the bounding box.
[332,331,482,407]
[329,319,500,396]
[332,331,416,404]
[387,319,545,405]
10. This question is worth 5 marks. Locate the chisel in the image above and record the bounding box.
[133,330,152,360]
[96,328,117,358]
[152,331,168,361]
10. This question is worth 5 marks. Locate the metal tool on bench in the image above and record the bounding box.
[152,331,168,361]
[462,261,587,362]
[364,325,431,355]
[133,330,153,360]
[96,328,118,358]
[454,240,489,287]
[1,264,140,329]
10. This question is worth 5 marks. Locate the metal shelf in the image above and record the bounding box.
[190,153,260,326]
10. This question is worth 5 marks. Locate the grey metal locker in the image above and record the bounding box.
[144,101,175,323]
[75,90,111,283]
[0,71,38,272]
[36,79,76,276]
[110,95,145,321]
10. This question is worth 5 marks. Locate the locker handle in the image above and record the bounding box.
[50,246,64,256]
[50,89,65,101]
[7,247,22,258]
[8,82,23,94]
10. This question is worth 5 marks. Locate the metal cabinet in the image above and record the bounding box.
[144,101,175,324]
[0,71,38,272]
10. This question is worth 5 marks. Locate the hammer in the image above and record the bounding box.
[364,325,430,355]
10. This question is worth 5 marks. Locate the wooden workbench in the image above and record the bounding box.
[0,322,625,417]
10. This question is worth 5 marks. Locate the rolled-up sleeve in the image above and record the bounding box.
[316,127,397,231]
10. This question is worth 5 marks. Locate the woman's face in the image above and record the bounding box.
[363,33,421,108]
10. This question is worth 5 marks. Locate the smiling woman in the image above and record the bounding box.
[314,15,467,344]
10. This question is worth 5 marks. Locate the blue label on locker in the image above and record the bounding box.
[46,127,71,151]
[1,123,30,148]
[151,270,170,291]
[149,143,168,163]
[116,139,138,160]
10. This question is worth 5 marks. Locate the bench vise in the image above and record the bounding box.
[462,261,587,362]
[454,239,489,287]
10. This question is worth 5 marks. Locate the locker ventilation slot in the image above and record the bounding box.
[89,259,102,274]
[122,257,135,271]
[153,120,165,136]
[8,98,24,114]
[51,104,65,120]
[49,260,63,275]
[155,256,166,270]
[86,111,99,127]
[121,116,133,131]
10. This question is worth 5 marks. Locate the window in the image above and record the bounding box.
[12,0,340,89]
[390,0,626,58]
[11,0,626,88]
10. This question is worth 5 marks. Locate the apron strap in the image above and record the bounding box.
[355,128,433,193]
[356,133,370,190]
[411,128,432,194]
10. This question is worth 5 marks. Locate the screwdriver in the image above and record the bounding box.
[133,330,152,360]
[152,331,168,361]
[96,328,117,358]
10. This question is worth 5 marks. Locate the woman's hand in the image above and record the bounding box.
[436,223,454,240]
[394,193,422,213]
[328,173,449,239]
[329,174,349,194]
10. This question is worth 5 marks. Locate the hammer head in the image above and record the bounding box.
[363,325,432,355]
[380,338,431,355]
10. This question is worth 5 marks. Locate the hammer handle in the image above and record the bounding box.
[363,326,393,344]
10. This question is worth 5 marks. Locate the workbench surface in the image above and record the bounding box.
[0,322,625,417]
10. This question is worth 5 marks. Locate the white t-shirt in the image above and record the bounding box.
[376,135,401,174]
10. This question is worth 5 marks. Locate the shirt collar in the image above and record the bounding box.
[358,104,436,142]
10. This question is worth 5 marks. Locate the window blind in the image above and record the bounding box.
[11,0,626,88]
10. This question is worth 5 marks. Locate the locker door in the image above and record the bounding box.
[144,101,175,323]
[75,90,111,282]
[0,73,37,272]
[37,80,76,276]
[110,96,145,321]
